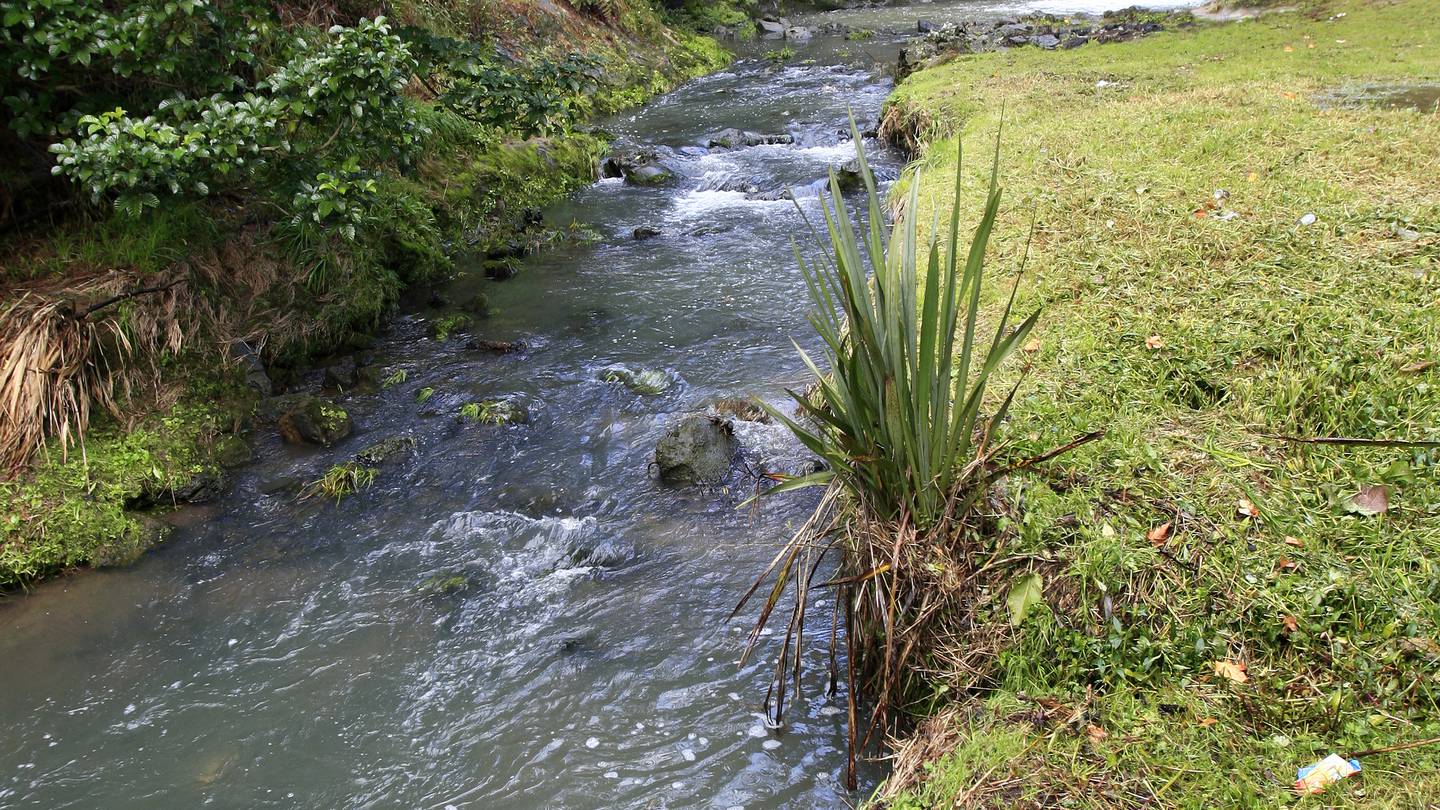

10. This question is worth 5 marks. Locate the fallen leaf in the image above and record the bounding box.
[1237,498,1260,518]
[1213,659,1249,684]
[1276,557,1298,572]
[1284,535,1304,548]
[1023,338,1042,353]
[1400,360,1434,373]
[1147,522,1173,546]
[1007,572,1046,627]
[1192,208,1209,219]
[1344,484,1389,516]
[1086,724,1108,743]
[1283,45,1294,52]
[1282,91,1297,99]
[1145,335,1165,350]
[1198,717,1219,727]
[1282,615,1299,634]
[1401,637,1440,656]
[1246,171,1259,183]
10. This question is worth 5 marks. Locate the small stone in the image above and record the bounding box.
[585,737,600,749]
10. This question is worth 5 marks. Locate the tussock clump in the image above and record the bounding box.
[0,270,187,474]
[738,127,1095,787]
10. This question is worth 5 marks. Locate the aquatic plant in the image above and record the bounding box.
[737,126,1092,788]
[302,462,378,502]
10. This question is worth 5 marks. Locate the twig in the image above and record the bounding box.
[74,278,185,320]
[1349,735,1440,759]
[1260,433,1440,449]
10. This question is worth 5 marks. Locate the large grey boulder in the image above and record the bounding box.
[655,414,738,485]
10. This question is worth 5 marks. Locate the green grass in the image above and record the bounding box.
[302,462,379,502]
[877,0,1440,805]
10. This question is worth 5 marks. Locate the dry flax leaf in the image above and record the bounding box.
[1213,659,1249,684]
[1023,338,1042,354]
[1147,521,1173,546]
[1086,724,1108,743]
[1284,536,1303,548]
[1400,360,1434,374]
[1198,717,1219,727]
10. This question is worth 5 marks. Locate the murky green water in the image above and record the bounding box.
[2,2,1191,807]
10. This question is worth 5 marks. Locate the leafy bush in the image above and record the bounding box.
[44,17,420,217]
[402,27,601,138]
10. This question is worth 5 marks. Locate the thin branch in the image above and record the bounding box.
[74,278,185,320]
[1260,433,1440,449]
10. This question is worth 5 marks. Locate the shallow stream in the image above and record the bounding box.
[2,2,1186,806]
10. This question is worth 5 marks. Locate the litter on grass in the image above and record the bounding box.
[1295,754,1360,795]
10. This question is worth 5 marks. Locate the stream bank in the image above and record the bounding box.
[870,0,1440,804]
[0,2,728,589]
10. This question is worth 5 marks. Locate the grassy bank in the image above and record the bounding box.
[0,1,728,589]
[875,0,1439,805]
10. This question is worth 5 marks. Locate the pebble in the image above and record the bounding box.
[682,748,696,762]
[1298,212,1317,225]
[762,740,782,750]
[585,737,599,749]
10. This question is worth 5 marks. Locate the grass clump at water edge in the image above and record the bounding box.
[737,128,1094,788]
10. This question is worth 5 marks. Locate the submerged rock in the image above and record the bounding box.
[418,571,472,595]
[709,397,772,424]
[655,414,738,484]
[702,128,795,149]
[275,396,352,447]
[633,225,662,240]
[624,164,674,186]
[465,338,526,354]
[600,365,672,395]
[355,435,416,465]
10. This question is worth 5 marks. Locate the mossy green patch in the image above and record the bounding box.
[879,0,1440,805]
[0,391,249,588]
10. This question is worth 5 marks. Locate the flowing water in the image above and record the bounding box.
[2,3,1185,807]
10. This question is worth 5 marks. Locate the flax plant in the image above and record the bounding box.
[736,126,1089,789]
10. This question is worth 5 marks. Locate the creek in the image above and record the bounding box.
[1,2,1187,806]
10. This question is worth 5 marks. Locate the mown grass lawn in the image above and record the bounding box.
[876,0,1439,805]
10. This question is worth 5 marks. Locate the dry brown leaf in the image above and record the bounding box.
[1283,45,1295,52]
[1282,615,1299,634]
[1276,557,1298,572]
[1147,521,1173,546]
[1213,659,1249,684]
[1198,717,1219,727]
[1236,498,1260,518]
[1284,536,1303,548]
[1400,360,1434,374]
[1023,338,1042,354]
[1145,335,1165,350]
[1086,724,1108,743]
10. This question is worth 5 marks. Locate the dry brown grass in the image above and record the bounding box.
[0,270,186,474]
[0,225,321,477]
